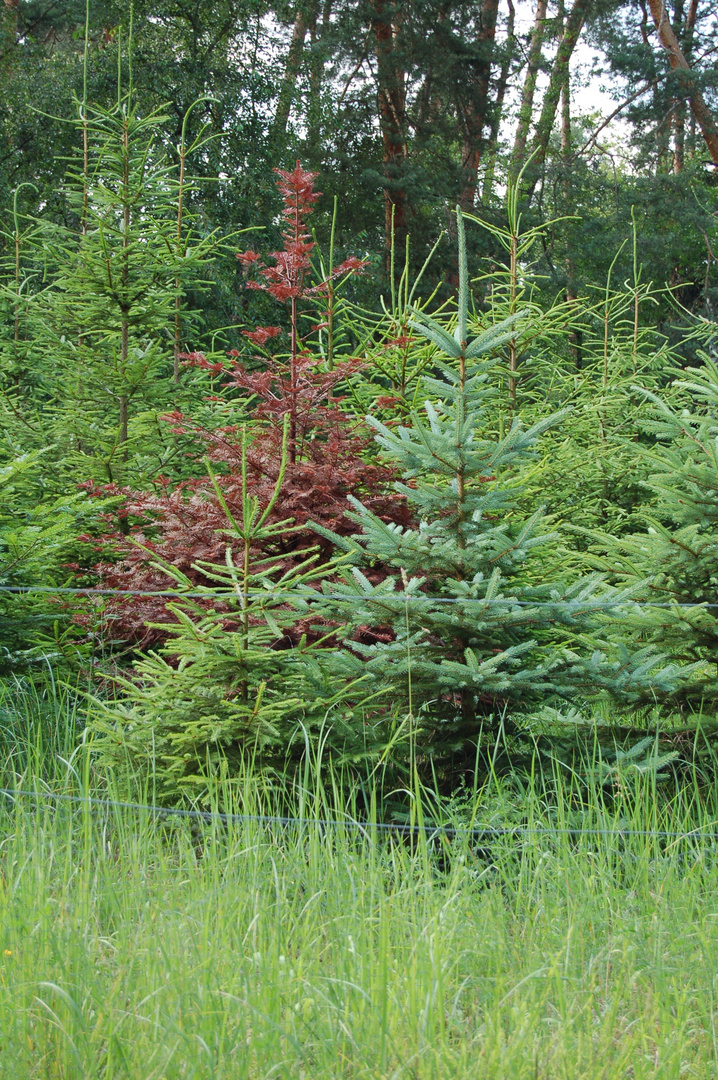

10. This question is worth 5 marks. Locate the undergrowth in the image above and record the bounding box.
[2,682,718,1077]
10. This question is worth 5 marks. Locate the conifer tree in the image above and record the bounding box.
[597,356,718,713]
[0,450,103,671]
[85,162,405,648]
[36,86,216,488]
[310,210,681,763]
[91,420,361,803]
[0,183,43,401]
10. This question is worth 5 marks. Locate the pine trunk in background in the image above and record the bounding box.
[371,0,407,262]
[509,0,547,182]
[307,0,332,144]
[646,0,718,166]
[671,0,685,173]
[524,0,591,204]
[458,0,499,212]
[676,0,699,167]
[637,0,666,167]
[482,0,515,204]
[273,2,317,140]
[683,0,699,59]
[558,1,581,367]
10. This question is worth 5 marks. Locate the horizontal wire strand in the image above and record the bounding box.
[1,787,717,843]
[0,584,714,609]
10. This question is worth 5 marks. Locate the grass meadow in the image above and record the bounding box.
[2,679,718,1079]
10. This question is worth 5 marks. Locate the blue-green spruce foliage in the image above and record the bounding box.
[309,210,681,756]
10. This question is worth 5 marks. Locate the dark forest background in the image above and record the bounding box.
[3,0,717,319]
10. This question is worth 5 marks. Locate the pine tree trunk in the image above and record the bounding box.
[675,0,699,167]
[509,0,547,182]
[646,0,718,166]
[671,0,685,172]
[559,9,581,367]
[1,0,18,80]
[638,0,665,164]
[273,3,317,139]
[415,3,449,130]
[459,0,499,212]
[524,0,591,203]
[307,0,331,144]
[371,1,407,264]
[482,0,516,203]
[683,0,699,55]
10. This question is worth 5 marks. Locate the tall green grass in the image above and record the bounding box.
[0,672,85,786]
[2,681,718,1077]
[2,779,718,1076]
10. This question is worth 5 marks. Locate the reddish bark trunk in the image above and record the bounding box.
[459,0,499,211]
[371,2,407,259]
[647,0,718,166]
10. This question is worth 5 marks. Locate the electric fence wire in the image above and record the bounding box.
[0,584,716,609]
[2,787,718,844]
[4,586,716,846]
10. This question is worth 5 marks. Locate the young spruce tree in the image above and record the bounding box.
[37,84,215,489]
[310,210,681,768]
[91,420,361,803]
[597,355,718,714]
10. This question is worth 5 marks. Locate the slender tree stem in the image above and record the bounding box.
[173,135,185,385]
[508,229,518,405]
[289,296,298,464]
[119,115,131,466]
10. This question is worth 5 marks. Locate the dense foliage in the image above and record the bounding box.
[2,1,718,799]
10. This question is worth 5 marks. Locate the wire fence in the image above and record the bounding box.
[2,786,718,844]
[4,582,717,851]
[0,583,715,609]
